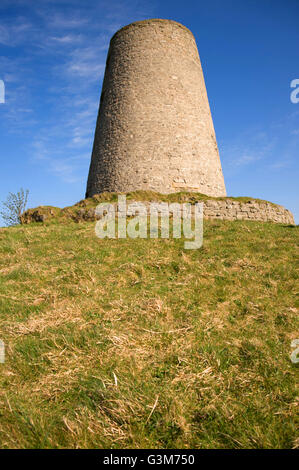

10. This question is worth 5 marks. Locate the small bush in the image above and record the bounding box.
[0,188,29,226]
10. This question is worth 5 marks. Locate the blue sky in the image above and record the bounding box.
[0,0,298,224]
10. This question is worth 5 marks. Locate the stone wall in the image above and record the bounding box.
[22,198,294,225]
[86,19,226,198]
[203,199,294,224]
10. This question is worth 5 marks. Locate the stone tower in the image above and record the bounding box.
[86,19,226,198]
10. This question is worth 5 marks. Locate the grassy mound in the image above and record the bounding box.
[21,190,277,224]
[0,218,298,448]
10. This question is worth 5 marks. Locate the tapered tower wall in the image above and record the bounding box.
[86,19,226,197]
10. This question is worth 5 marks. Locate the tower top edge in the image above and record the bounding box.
[110,19,195,43]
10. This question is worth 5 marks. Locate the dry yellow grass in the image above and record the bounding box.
[0,218,298,448]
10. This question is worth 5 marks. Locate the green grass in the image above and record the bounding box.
[0,218,298,448]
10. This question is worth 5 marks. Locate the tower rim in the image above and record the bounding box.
[110,18,195,43]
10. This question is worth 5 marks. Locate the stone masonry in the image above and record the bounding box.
[86,19,226,198]
[202,200,294,224]
[22,198,294,225]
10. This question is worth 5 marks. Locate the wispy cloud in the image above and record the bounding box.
[270,160,292,170]
[0,0,155,185]
[220,112,299,177]
[31,138,89,183]
[221,131,275,168]
[49,34,84,44]
[47,14,89,29]
[65,46,107,79]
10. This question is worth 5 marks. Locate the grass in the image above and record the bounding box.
[0,217,298,448]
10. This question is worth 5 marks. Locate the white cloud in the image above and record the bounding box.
[270,160,291,170]
[220,112,299,178]
[0,19,33,46]
[50,34,83,44]
[0,25,10,44]
[221,135,275,168]
[47,14,89,29]
[0,0,155,185]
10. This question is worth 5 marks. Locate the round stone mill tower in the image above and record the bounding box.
[86,19,226,198]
